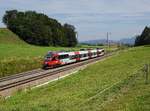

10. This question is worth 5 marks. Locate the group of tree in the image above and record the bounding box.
[3,10,78,47]
[135,26,150,46]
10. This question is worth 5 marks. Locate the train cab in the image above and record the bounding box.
[43,52,60,69]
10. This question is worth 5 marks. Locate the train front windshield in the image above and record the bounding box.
[45,52,53,60]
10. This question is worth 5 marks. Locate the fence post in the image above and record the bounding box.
[144,64,149,84]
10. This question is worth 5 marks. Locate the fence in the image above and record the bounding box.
[143,64,149,84]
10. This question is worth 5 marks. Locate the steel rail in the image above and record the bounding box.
[0,69,44,82]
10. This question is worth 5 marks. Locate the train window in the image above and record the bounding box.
[88,53,92,56]
[65,54,69,58]
[58,54,69,59]
[70,55,76,59]
[58,55,62,59]
[83,54,87,57]
[98,52,101,54]
[46,53,52,58]
[75,54,79,58]
[79,54,82,58]
[52,57,57,61]
[79,54,86,58]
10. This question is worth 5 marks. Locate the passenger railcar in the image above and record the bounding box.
[43,48,105,69]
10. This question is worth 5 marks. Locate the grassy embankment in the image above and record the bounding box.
[0,28,113,77]
[0,46,149,111]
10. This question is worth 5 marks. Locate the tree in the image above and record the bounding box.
[64,23,78,47]
[135,26,150,46]
[3,10,78,47]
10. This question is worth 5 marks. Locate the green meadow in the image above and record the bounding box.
[0,46,149,111]
[0,28,112,77]
[0,28,74,77]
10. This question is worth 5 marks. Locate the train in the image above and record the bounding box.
[42,48,105,69]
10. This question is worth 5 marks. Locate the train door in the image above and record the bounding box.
[75,52,80,61]
[58,54,70,65]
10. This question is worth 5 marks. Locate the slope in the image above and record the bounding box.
[0,28,26,45]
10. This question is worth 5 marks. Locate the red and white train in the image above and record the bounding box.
[43,48,105,69]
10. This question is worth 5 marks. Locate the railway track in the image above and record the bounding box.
[0,69,43,82]
[0,52,113,95]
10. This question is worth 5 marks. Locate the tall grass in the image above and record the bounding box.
[0,56,42,77]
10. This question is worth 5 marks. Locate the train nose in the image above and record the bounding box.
[44,61,48,64]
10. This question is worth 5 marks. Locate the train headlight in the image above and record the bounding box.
[44,62,48,64]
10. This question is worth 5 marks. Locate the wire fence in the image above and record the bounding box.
[79,63,150,107]
[143,64,149,84]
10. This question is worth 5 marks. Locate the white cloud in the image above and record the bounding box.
[0,0,150,41]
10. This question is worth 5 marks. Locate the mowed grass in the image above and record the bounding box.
[100,69,150,111]
[0,46,149,111]
[0,28,109,77]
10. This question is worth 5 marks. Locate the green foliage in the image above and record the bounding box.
[64,24,78,47]
[135,26,150,46]
[3,10,78,47]
[0,46,149,111]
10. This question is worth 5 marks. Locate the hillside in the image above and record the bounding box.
[0,28,109,77]
[0,28,74,77]
[0,28,26,45]
[0,46,149,111]
[0,29,72,77]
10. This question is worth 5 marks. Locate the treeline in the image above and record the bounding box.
[135,26,150,46]
[3,10,78,47]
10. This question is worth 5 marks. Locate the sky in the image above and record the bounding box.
[0,0,150,41]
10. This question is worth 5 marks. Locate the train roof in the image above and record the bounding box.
[47,48,104,56]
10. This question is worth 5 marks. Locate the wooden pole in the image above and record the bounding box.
[144,64,149,84]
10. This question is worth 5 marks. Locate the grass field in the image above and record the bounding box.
[100,70,150,111]
[0,28,113,77]
[0,46,149,111]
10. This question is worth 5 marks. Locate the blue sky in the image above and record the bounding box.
[0,0,150,41]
